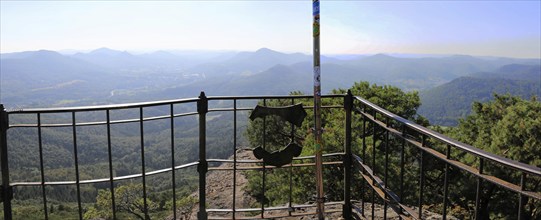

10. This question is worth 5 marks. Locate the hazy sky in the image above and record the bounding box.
[1,1,540,58]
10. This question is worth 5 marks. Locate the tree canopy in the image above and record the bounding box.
[246,84,540,219]
[449,94,541,219]
[452,94,541,167]
[84,183,158,220]
[245,81,425,206]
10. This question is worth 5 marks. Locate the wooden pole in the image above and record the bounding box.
[312,0,325,219]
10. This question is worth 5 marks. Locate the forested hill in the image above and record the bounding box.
[3,48,539,108]
[469,63,540,81]
[419,64,541,126]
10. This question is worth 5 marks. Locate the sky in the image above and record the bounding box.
[1,1,540,58]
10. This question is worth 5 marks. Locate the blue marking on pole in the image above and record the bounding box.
[313,1,320,16]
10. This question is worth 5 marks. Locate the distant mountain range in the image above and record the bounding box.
[1,50,113,106]
[1,48,539,126]
[419,64,541,126]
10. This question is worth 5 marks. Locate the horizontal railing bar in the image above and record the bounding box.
[207,158,256,163]
[207,201,344,213]
[208,207,344,214]
[264,209,343,219]
[10,181,75,186]
[113,173,144,181]
[208,107,252,112]
[354,97,541,176]
[9,112,199,128]
[10,123,72,128]
[206,152,345,164]
[209,161,343,171]
[295,152,344,160]
[6,94,346,115]
[7,98,200,113]
[207,105,342,113]
[207,209,343,220]
[10,162,199,187]
[206,94,344,101]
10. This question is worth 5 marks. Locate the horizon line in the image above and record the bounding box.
[1,47,540,60]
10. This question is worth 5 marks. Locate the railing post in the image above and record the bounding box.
[442,145,451,220]
[0,105,13,219]
[197,92,208,220]
[419,135,426,220]
[475,158,484,220]
[343,90,353,219]
[518,173,526,220]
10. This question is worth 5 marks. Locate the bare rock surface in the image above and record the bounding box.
[185,149,257,219]
[169,149,455,219]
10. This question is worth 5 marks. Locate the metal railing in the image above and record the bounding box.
[350,94,541,220]
[0,91,540,219]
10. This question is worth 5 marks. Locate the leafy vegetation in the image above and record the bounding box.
[245,81,427,207]
[245,82,540,219]
[447,94,541,219]
[84,183,159,220]
[419,64,541,126]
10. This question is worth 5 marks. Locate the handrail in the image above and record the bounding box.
[7,94,345,114]
[7,97,200,113]
[206,94,344,100]
[354,96,541,176]
[9,112,201,128]
[10,161,200,187]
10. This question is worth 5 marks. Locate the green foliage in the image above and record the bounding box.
[84,183,159,220]
[419,76,541,126]
[164,195,197,219]
[452,95,541,166]
[245,81,424,207]
[448,94,541,219]
[335,81,422,120]
[245,83,541,219]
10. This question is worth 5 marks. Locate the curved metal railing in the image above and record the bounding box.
[1,92,539,220]
[351,95,541,220]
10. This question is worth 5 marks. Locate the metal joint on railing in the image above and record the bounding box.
[1,104,13,219]
[0,185,13,203]
[198,91,208,114]
[344,90,353,112]
[0,105,8,131]
[197,161,208,174]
